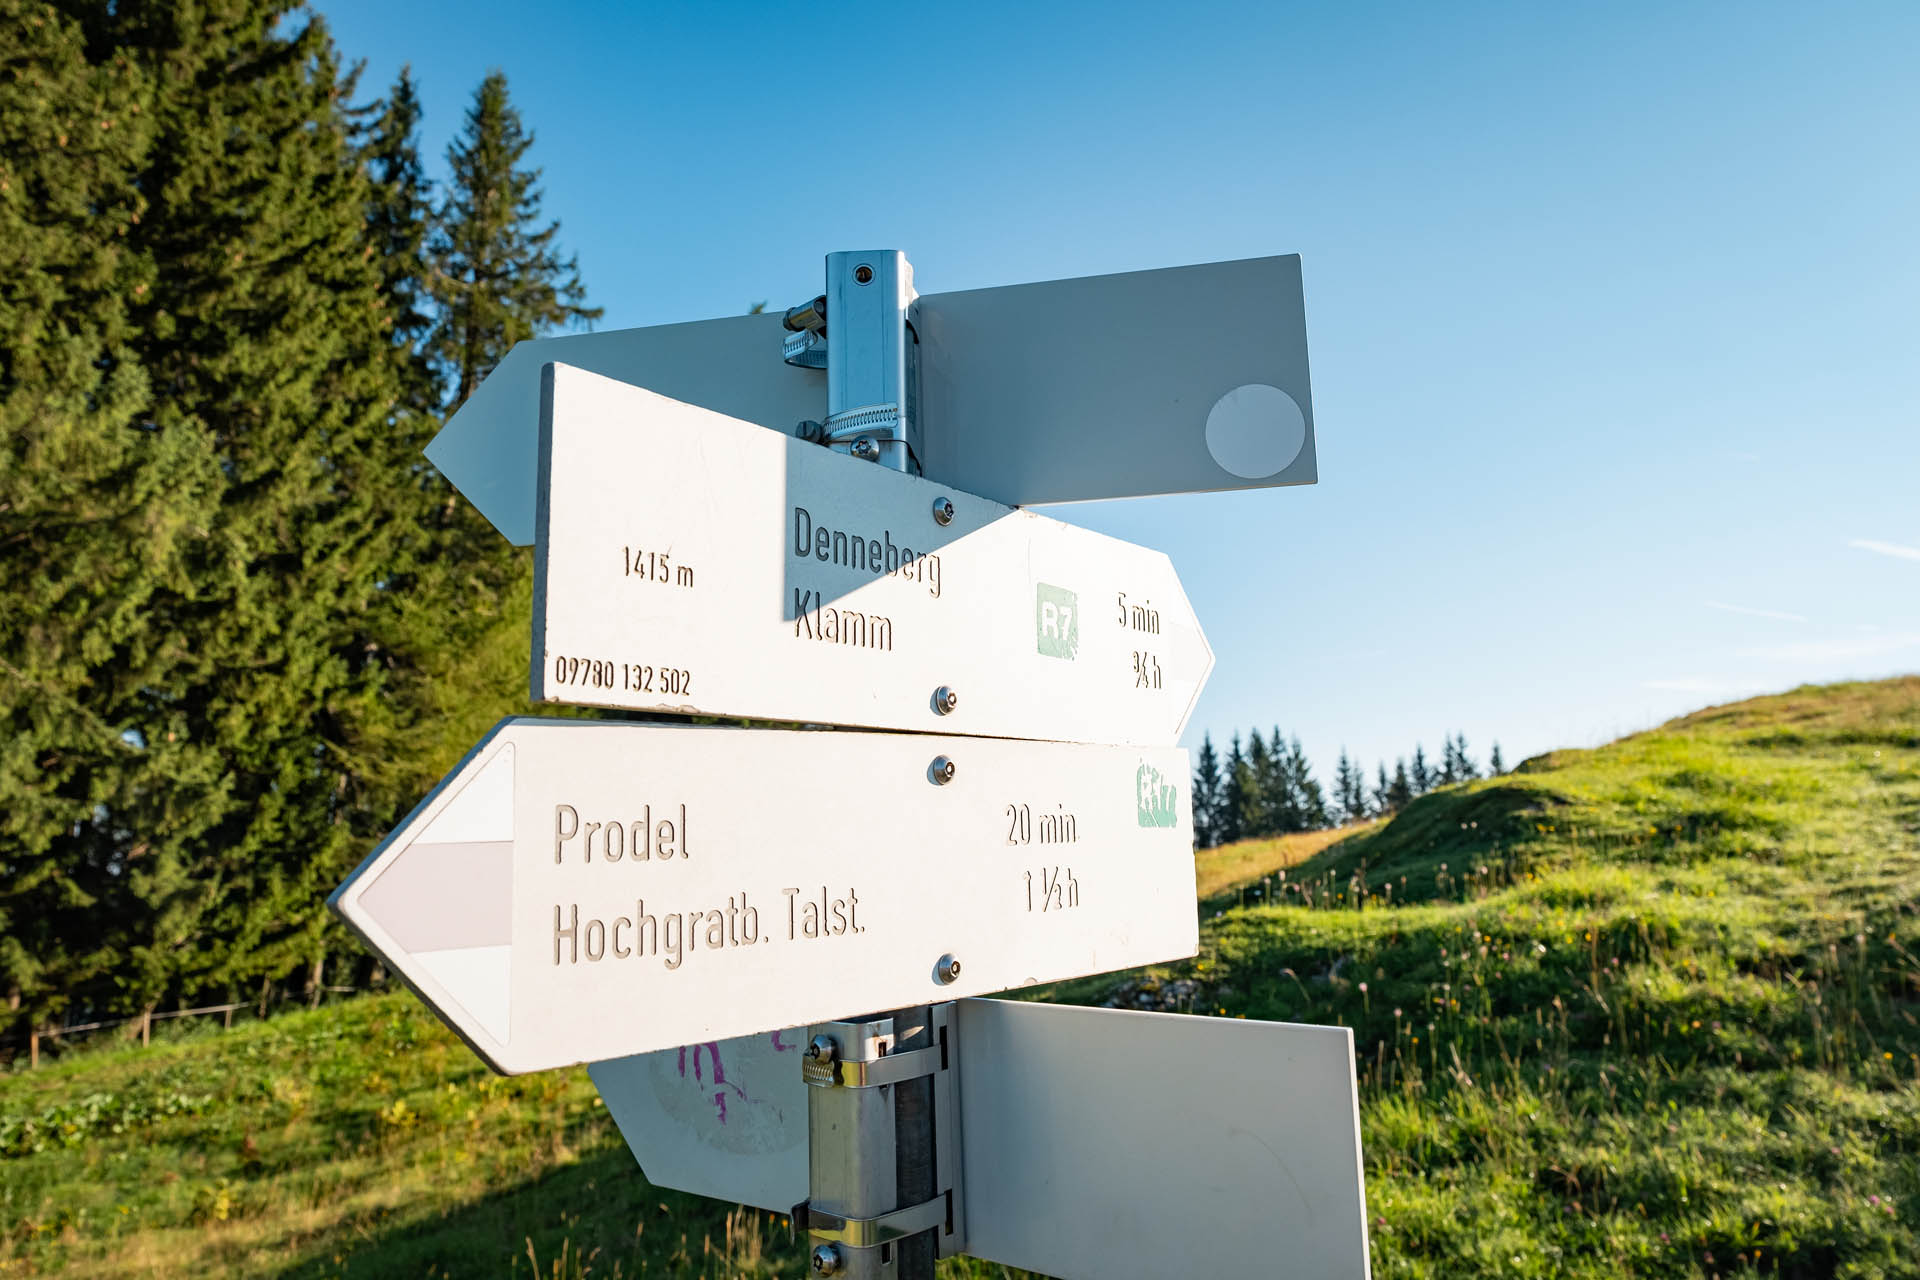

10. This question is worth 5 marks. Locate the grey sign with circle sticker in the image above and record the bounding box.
[427,255,1316,547]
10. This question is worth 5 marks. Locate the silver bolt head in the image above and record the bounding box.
[811,1243,842,1275]
[931,755,956,784]
[932,496,955,526]
[934,686,958,714]
[807,1034,838,1063]
[936,954,962,984]
[851,436,879,460]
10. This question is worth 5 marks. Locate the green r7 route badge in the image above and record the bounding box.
[1035,583,1079,659]
[1136,761,1179,828]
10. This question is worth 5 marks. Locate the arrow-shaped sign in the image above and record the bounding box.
[533,364,1213,746]
[329,718,1198,1074]
[431,255,1316,546]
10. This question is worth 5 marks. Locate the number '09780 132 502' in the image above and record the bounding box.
[550,656,691,695]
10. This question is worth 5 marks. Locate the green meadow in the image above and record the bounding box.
[4,678,1917,1278]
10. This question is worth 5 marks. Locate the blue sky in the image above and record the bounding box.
[318,0,1919,782]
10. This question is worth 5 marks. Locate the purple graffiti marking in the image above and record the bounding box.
[674,1040,759,1123]
[771,1030,797,1052]
[677,1041,728,1085]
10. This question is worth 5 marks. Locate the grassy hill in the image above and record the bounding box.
[0,993,792,1278]
[1195,820,1375,908]
[1189,676,1920,1277]
[4,678,1918,1278]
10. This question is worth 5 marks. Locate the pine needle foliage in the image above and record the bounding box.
[0,0,168,1026]
[0,4,592,1039]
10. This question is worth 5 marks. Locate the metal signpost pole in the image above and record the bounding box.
[801,1003,961,1278]
[787,250,919,474]
[793,252,954,1280]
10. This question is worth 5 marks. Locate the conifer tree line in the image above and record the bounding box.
[0,0,598,1041]
[1191,729,1505,848]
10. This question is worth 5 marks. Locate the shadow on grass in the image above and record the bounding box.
[273,1144,803,1280]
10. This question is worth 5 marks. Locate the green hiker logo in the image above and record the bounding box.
[1034,583,1079,659]
[1136,762,1178,828]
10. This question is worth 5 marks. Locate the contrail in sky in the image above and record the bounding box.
[1850,538,1920,562]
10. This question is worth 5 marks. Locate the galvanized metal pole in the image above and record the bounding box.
[805,1015,905,1279]
[802,1004,958,1279]
[821,250,918,474]
[799,251,952,1279]
[886,1004,937,1278]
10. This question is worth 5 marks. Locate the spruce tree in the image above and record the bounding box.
[1410,744,1432,795]
[0,5,601,1030]
[1286,736,1328,830]
[115,0,443,1010]
[1242,730,1274,838]
[358,67,437,418]
[1264,726,1299,833]
[0,0,165,1035]
[1490,742,1505,774]
[1334,750,1364,824]
[1191,733,1223,849]
[1453,733,1477,781]
[0,0,472,1024]
[345,58,531,870]
[1218,733,1247,845]
[1388,760,1414,812]
[1371,763,1392,817]
[429,70,601,407]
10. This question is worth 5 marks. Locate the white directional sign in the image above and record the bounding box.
[534,364,1213,746]
[591,1001,1371,1279]
[430,255,1316,546]
[330,719,1198,1074]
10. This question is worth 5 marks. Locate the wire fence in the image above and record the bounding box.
[1,986,365,1069]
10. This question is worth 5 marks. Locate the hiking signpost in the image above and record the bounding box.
[332,251,1370,1278]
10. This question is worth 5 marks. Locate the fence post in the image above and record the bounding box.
[28,1027,38,1070]
[140,1010,151,1047]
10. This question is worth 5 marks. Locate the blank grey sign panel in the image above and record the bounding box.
[915,254,1316,506]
